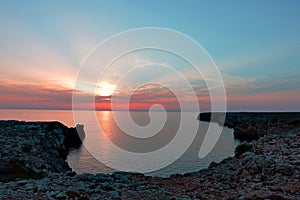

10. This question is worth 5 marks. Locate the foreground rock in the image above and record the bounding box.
[1,118,300,199]
[0,120,84,182]
[198,112,300,141]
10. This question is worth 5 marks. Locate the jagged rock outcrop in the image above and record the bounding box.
[64,124,85,149]
[1,117,300,199]
[0,131,299,199]
[198,112,300,141]
[0,120,85,182]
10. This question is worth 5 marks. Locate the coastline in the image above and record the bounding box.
[198,112,300,141]
[1,114,300,199]
[0,120,84,182]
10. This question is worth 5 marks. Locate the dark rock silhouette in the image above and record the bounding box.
[234,142,254,157]
[64,124,85,149]
[1,116,300,199]
[0,120,85,182]
[199,112,300,141]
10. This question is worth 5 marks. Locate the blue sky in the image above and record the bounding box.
[0,1,300,111]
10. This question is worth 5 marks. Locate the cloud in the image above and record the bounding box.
[0,78,73,109]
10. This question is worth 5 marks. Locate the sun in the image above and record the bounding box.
[96,82,116,96]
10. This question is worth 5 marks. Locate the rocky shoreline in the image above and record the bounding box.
[0,120,84,182]
[198,112,300,141]
[1,115,300,199]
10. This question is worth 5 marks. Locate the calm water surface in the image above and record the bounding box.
[0,109,239,177]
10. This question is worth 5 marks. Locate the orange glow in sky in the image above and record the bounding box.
[1,1,300,111]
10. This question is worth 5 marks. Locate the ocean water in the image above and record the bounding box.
[0,109,239,177]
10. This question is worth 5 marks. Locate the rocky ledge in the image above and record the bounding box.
[0,120,84,182]
[1,116,300,199]
[198,112,300,141]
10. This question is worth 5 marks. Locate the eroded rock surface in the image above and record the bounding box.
[199,112,300,141]
[0,120,84,182]
[1,118,300,199]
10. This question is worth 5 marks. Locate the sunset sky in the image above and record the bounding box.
[1,1,300,111]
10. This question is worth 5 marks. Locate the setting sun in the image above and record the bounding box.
[96,82,116,97]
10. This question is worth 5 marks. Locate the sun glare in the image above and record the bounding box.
[96,82,116,96]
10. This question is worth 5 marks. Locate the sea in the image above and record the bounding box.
[0,109,239,177]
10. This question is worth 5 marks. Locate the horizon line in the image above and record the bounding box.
[1,107,300,113]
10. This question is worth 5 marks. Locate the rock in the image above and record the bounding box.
[65,171,76,177]
[208,161,218,168]
[65,190,80,198]
[235,142,254,157]
[176,195,191,200]
[103,184,115,191]
[245,192,286,200]
[0,120,85,181]
[276,161,295,176]
[198,112,300,141]
[233,126,259,141]
[109,191,119,198]
[95,173,114,182]
[112,172,129,183]
[55,192,65,199]
[64,124,85,149]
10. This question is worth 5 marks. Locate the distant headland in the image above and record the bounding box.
[199,112,300,141]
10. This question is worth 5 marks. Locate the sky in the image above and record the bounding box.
[0,0,300,111]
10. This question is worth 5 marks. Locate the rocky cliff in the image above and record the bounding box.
[0,117,299,199]
[198,112,300,141]
[0,120,84,182]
